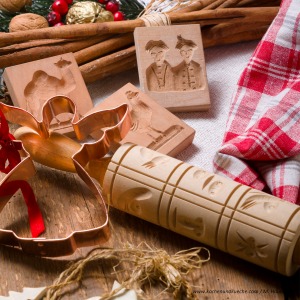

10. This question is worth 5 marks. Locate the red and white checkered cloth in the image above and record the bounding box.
[213,0,300,204]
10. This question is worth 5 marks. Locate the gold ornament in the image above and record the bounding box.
[66,1,114,25]
[0,0,32,13]
[9,13,49,32]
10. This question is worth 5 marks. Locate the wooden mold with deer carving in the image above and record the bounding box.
[134,24,210,112]
[2,53,93,135]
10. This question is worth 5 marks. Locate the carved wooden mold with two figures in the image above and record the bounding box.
[134,24,210,112]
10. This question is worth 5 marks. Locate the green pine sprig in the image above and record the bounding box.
[120,0,144,20]
[25,0,53,16]
[0,10,15,32]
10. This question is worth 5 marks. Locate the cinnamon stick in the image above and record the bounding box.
[80,46,136,83]
[237,0,281,7]
[0,38,70,54]
[169,7,278,24]
[204,0,230,9]
[202,21,268,40]
[0,36,108,68]
[0,19,143,48]
[202,25,268,47]
[0,34,113,55]
[218,0,244,8]
[74,33,134,65]
[84,55,137,83]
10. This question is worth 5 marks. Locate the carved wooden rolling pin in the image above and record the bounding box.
[102,143,300,276]
[12,124,300,275]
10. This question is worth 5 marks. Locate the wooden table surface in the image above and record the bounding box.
[0,161,299,300]
[1,41,300,299]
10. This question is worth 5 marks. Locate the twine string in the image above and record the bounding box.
[140,0,199,16]
[140,13,171,26]
[139,0,200,26]
[43,242,210,300]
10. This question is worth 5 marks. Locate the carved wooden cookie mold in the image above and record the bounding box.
[3,53,93,134]
[134,24,210,112]
[86,83,195,157]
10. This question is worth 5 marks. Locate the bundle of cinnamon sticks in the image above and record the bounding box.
[0,0,280,83]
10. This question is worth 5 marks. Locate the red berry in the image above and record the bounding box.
[52,0,69,16]
[113,11,125,21]
[47,11,62,26]
[54,22,65,27]
[98,0,109,3]
[106,1,119,13]
[65,0,73,4]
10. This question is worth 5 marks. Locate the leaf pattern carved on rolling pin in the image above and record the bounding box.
[240,195,280,213]
[235,231,268,259]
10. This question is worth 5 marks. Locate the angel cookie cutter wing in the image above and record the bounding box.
[0,95,131,256]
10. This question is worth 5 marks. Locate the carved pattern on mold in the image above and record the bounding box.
[144,36,203,92]
[126,90,183,146]
[24,58,76,123]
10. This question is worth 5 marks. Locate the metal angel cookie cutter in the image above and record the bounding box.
[0,95,131,256]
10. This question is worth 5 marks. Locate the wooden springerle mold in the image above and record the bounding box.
[86,83,195,157]
[3,53,93,134]
[134,24,210,112]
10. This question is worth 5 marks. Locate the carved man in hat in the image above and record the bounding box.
[174,35,202,91]
[145,40,174,92]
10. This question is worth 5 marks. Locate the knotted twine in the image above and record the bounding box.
[140,13,171,26]
[140,0,199,16]
[139,0,200,27]
[42,241,209,300]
